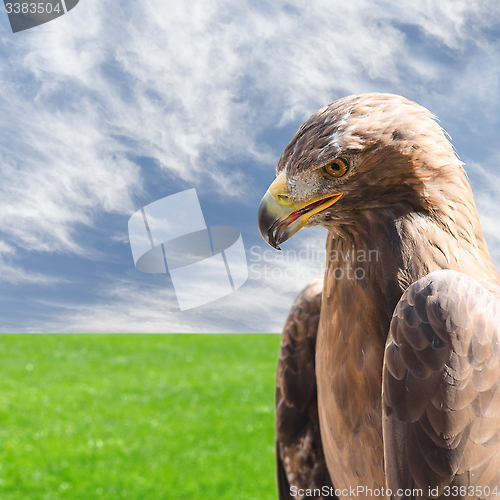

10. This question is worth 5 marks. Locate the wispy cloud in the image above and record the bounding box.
[1,0,500,331]
[17,227,328,333]
[3,0,499,253]
[31,277,288,333]
[0,241,63,285]
[464,159,500,264]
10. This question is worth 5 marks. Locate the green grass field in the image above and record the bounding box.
[0,334,281,500]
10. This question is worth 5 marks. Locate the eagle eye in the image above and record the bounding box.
[321,156,350,178]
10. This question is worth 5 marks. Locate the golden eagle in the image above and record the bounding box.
[258,94,500,500]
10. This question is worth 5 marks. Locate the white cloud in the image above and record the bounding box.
[20,226,328,333]
[0,108,141,253]
[464,159,500,267]
[0,240,62,285]
[1,0,500,330]
[2,0,499,255]
[31,276,288,333]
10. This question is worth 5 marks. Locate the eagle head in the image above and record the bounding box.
[258,93,465,249]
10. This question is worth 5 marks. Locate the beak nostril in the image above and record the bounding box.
[276,194,294,207]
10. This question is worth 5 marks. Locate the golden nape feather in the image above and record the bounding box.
[258,93,500,500]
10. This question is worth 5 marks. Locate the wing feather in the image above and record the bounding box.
[275,276,335,500]
[383,270,500,499]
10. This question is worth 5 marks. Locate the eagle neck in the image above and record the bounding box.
[321,209,410,349]
[315,210,410,490]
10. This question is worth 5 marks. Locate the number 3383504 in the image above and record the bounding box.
[5,3,61,14]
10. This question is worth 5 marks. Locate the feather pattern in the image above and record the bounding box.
[383,271,500,499]
[276,277,334,500]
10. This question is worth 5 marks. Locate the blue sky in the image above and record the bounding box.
[1,0,500,332]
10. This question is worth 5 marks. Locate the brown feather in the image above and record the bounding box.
[275,277,335,499]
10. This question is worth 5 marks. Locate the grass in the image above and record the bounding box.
[0,334,281,500]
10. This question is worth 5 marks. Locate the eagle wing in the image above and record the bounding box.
[383,270,500,499]
[276,276,334,499]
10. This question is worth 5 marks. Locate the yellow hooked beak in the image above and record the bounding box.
[257,172,343,249]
